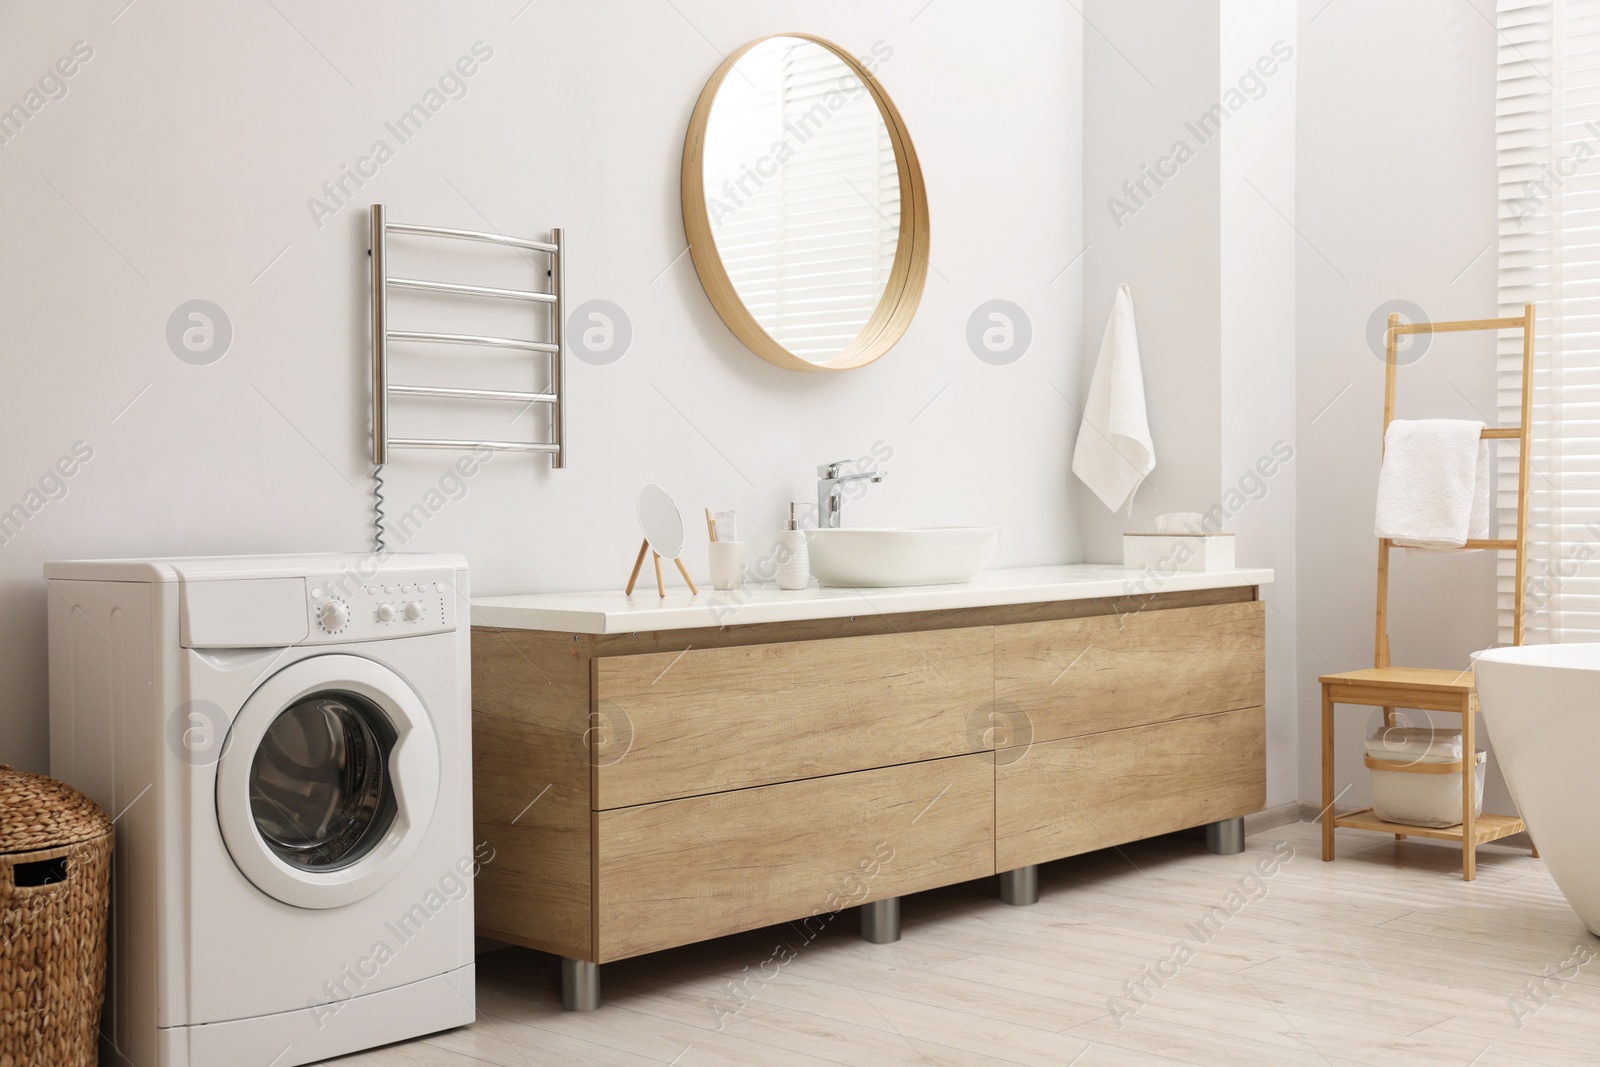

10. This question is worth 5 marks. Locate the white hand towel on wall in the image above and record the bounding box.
[1073,283,1155,513]
[1374,419,1491,551]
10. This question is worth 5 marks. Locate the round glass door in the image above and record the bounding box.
[248,692,397,872]
[215,654,440,909]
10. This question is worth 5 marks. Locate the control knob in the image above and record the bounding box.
[403,601,426,621]
[375,603,397,623]
[317,600,349,632]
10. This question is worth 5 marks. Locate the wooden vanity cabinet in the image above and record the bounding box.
[470,586,1266,970]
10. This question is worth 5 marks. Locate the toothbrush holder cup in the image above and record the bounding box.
[708,541,745,591]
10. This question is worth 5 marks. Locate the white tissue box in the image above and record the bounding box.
[1122,533,1235,572]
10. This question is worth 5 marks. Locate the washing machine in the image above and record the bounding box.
[45,553,476,1067]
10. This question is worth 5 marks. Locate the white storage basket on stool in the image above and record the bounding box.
[1364,728,1485,828]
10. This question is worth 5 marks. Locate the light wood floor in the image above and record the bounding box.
[333,821,1599,1066]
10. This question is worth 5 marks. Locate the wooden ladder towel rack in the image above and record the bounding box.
[1320,304,1535,881]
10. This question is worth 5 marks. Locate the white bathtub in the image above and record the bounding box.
[1474,643,1600,935]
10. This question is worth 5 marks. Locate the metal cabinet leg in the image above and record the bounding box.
[1205,816,1246,855]
[999,865,1039,905]
[861,897,900,944]
[561,957,600,1011]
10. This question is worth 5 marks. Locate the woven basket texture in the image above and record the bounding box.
[1,766,113,1067]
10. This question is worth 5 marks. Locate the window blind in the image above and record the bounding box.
[1496,0,1600,642]
[702,41,901,363]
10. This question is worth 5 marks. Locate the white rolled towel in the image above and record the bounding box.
[1375,419,1491,551]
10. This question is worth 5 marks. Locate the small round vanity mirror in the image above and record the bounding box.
[682,34,929,372]
[628,484,699,598]
[637,483,685,560]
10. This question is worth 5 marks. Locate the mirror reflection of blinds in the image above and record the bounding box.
[705,42,900,363]
[1496,0,1600,642]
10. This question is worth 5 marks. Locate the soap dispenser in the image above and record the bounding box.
[775,503,810,590]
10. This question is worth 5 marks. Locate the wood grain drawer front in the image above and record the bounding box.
[593,627,994,808]
[995,706,1265,871]
[995,600,1263,744]
[595,753,995,962]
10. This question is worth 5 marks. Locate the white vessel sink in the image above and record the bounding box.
[806,527,1000,588]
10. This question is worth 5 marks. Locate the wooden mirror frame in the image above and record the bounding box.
[681,33,930,374]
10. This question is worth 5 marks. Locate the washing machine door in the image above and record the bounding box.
[215,654,440,909]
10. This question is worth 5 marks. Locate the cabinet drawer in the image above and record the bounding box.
[593,627,993,808]
[595,753,995,962]
[996,706,1264,871]
[995,600,1263,744]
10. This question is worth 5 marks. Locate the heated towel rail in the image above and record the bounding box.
[368,203,566,468]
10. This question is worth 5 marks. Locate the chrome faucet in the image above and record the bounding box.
[816,460,887,529]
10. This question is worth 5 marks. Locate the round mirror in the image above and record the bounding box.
[682,34,929,372]
[637,483,685,560]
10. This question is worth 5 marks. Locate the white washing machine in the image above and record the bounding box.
[45,553,476,1067]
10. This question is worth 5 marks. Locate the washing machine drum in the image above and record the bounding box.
[250,691,395,870]
[216,655,441,910]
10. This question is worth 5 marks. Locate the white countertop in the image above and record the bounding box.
[470,564,1275,635]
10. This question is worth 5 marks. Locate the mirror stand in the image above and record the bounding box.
[624,538,699,598]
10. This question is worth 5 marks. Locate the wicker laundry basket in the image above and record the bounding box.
[0,766,113,1067]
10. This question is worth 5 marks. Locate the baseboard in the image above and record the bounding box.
[1244,800,1304,836]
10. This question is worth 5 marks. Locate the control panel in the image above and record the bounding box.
[303,570,457,643]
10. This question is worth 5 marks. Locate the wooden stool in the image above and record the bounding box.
[1320,667,1530,881]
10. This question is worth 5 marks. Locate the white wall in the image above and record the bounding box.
[1084,1,1299,808]
[1294,0,1506,810]
[0,1,1084,772]
[1222,0,1299,808]
[1081,1,1222,562]
[8,0,1500,820]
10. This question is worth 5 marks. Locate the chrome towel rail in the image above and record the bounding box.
[388,438,560,454]
[387,384,557,405]
[369,203,566,468]
[386,330,561,354]
[386,220,558,253]
[388,277,557,303]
